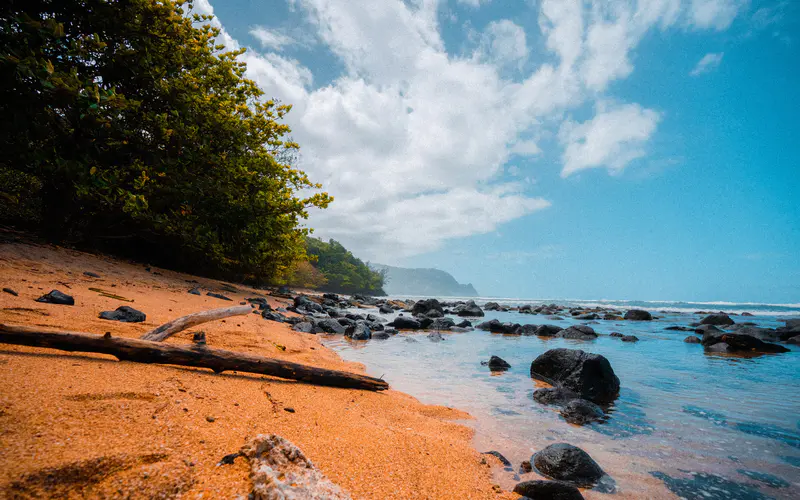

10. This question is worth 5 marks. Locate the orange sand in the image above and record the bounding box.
[0,241,511,499]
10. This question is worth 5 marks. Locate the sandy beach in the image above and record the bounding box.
[0,241,511,499]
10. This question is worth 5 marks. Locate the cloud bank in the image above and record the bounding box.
[194,0,748,260]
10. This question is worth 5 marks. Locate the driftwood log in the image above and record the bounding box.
[141,305,252,342]
[0,324,389,391]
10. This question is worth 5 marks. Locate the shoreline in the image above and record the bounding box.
[0,242,511,499]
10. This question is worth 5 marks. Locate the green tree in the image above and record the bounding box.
[0,0,330,280]
[305,237,386,295]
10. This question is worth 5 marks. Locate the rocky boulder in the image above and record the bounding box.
[624,309,652,321]
[532,387,580,406]
[378,304,394,315]
[345,322,371,341]
[483,301,502,311]
[99,306,145,323]
[411,298,443,317]
[560,399,605,425]
[530,349,620,404]
[315,318,346,334]
[456,300,484,317]
[700,313,734,326]
[703,333,789,354]
[532,443,607,487]
[482,355,511,371]
[557,325,597,340]
[294,295,323,314]
[535,324,563,337]
[513,480,584,500]
[35,290,74,305]
[684,335,701,344]
[476,319,521,334]
[391,316,422,330]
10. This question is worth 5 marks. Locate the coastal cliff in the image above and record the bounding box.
[371,264,478,297]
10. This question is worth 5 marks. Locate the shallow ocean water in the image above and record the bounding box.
[324,299,800,499]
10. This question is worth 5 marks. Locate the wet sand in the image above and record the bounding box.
[0,242,510,499]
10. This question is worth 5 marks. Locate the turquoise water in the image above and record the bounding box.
[324,300,800,499]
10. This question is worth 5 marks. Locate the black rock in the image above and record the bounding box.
[292,322,316,334]
[684,335,701,344]
[188,287,202,295]
[379,304,394,314]
[519,460,533,474]
[729,325,781,342]
[695,324,723,336]
[557,325,597,340]
[481,451,512,467]
[276,285,292,295]
[316,318,346,334]
[207,292,232,301]
[294,295,323,313]
[700,313,735,326]
[99,306,146,323]
[484,355,511,371]
[345,322,371,340]
[560,399,605,425]
[787,335,800,345]
[83,271,101,278]
[620,335,639,342]
[535,324,563,337]
[519,324,539,336]
[429,317,456,330]
[2,287,18,296]
[322,293,340,301]
[532,443,606,487]
[532,387,580,406]
[576,313,599,320]
[412,298,444,317]
[703,333,789,354]
[476,319,521,334]
[262,311,287,323]
[372,330,391,340]
[624,309,652,321]
[484,301,502,311]
[665,325,694,331]
[609,332,623,338]
[35,290,74,305]
[391,316,422,330]
[530,348,620,404]
[457,300,484,317]
[513,480,584,500]
[427,331,445,342]
[456,319,472,328]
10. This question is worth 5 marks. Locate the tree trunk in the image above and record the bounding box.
[0,324,389,391]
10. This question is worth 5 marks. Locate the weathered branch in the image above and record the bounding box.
[141,305,253,342]
[0,324,389,391]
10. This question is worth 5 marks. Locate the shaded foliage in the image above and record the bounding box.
[0,0,330,280]
[303,237,386,295]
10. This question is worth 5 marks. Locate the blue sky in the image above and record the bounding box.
[197,0,799,302]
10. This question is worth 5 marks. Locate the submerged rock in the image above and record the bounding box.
[620,335,639,342]
[624,309,652,321]
[476,319,521,334]
[684,335,701,344]
[456,300,484,317]
[411,298,443,317]
[513,480,584,500]
[241,434,351,499]
[391,316,421,330]
[99,306,145,323]
[535,324,563,337]
[482,355,511,371]
[345,322,371,340]
[700,313,735,326]
[188,287,202,295]
[532,443,606,487]
[703,333,789,354]
[560,399,605,425]
[35,290,74,305]
[533,387,580,406]
[530,349,620,404]
[557,325,597,340]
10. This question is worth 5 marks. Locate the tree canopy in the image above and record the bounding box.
[0,0,330,280]
[302,237,386,295]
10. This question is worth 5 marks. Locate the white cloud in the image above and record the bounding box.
[688,0,747,30]
[190,0,744,259]
[690,52,724,75]
[560,102,662,177]
[474,20,528,71]
[249,27,297,50]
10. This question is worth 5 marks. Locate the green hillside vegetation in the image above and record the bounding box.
[289,237,385,295]
[0,0,330,282]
